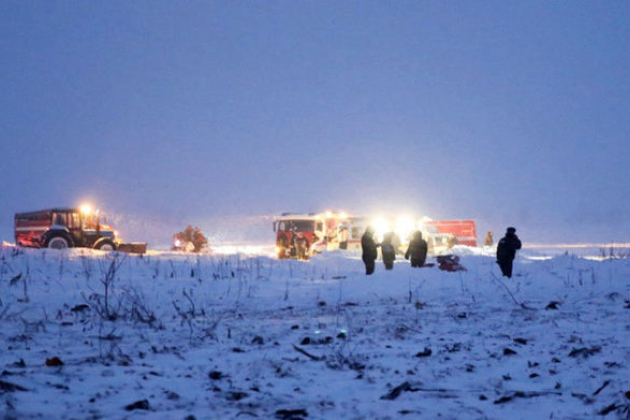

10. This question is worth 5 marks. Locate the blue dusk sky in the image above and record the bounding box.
[1,1,629,245]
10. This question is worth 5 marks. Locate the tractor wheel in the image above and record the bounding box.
[47,235,72,249]
[94,240,117,251]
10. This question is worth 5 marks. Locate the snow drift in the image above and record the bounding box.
[0,244,629,419]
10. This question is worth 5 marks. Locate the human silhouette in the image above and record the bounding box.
[381,232,396,270]
[405,231,428,268]
[361,226,380,275]
[484,231,494,247]
[496,227,522,278]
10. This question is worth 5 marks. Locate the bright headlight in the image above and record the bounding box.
[395,216,415,242]
[80,204,92,215]
[371,217,390,241]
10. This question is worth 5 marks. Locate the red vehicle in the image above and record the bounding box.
[15,207,120,250]
[421,220,477,247]
[273,212,343,259]
[343,216,478,254]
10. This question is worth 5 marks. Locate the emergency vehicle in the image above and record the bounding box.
[345,216,477,254]
[420,220,477,247]
[273,212,478,258]
[344,216,370,250]
[14,206,146,253]
[273,212,343,259]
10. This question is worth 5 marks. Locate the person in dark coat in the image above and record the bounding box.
[338,224,349,250]
[405,230,428,267]
[381,232,396,270]
[361,226,380,275]
[496,227,522,278]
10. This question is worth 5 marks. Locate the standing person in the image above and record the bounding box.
[381,232,396,270]
[405,231,428,267]
[484,231,494,247]
[338,224,349,250]
[289,227,298,258]
[496,227,522,278]
[295,232,310,260]
[361,226,380,275]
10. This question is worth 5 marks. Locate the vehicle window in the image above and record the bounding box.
[282,220,315,232]
[279,221,286,231]
[84,215,98,230]
[52,212,67,226]
[70,213,81,229]
[315,221,323,231]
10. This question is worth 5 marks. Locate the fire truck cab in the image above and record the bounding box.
[273,213,342,259]
[15,207,119,250]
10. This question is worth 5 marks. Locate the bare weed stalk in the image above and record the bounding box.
[84,254,126,321]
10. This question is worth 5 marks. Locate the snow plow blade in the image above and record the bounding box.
[117,243,147,254]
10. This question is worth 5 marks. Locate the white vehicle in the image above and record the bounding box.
[344,216,370,250]
[425,232,457,255]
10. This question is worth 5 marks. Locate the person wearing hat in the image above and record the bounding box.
[496,227,522,278]
[405,230,428,268]
[361,225,380,275]
[381,232,396,270]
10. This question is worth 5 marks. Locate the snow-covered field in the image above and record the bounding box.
[1,244,629,420]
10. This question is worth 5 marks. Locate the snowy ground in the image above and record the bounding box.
[1,244,629,420]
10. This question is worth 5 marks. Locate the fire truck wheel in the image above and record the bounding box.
[94,240,117,251]
[47,235,72,249]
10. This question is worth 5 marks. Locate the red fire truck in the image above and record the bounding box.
[273,212,343,259]
[274,213,478,257]
[14,206,145,252]
[344,217,478,254]
[421,220,477,247]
